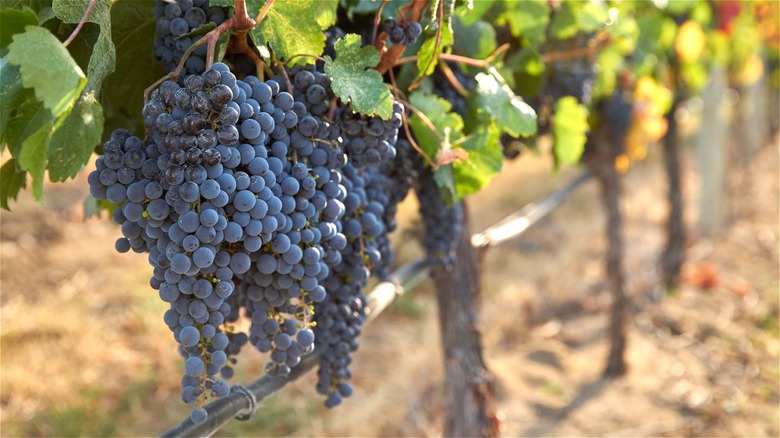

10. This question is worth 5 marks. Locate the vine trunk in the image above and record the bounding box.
[434,204,499,437]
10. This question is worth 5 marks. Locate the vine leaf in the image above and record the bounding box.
[553,96,589,166]
[102,0,165,137]
[7,25,86,117]
[433,164,457,207]
[408,91,465,203]
[474,72,537,138]
[456,0,494,26]
[251,0,324,66]
[0,57,31,147]
[2,91,52,159]
[550,1,609,40]
[452,16,496,60]
[53,0,115,97]
[47,93,103,182]
[18,121,53,201]
[408,90,464,163]
[416,20,453,79]
[453,122,502,200]
[315,0,338,29]
[501,0,549,44]
[0,159,27,210]
[324,34,393,120]
[0,7,38,49]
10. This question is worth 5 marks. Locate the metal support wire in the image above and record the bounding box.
[471,170,593,248]
[161,170,592,438]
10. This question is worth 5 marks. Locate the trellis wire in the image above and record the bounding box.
[162,170,593,438]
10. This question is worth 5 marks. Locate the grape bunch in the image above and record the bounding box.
[365,138,418,279]
[542,35,597,106]
[88,55,419,419]
[336,102,404,170]
[153,0,228,75]
[382,18,423,46]
[414,162,464,268]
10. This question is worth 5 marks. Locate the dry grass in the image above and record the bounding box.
[0,135,777,437]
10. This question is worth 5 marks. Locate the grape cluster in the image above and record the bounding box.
[88,59,419,418]
[382,18,423,46]
[545,59,595,105]
[366,138,418,279]
[543,35,597,106]
[336,102,404,170]
[602,89,633,137]
[153,0,228,75]
[414,162,464,268]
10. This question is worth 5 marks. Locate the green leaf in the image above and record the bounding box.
[0,158,27,210]
[505,46,545,75]
[553,96,588,166]
[102,0,165,137]
[53,0,114,97]
[575,1,609,33]
[0,7,38,49]
[3,92,53,158]
[453,122,502,199]
[408,90,464,163]
[7,25,86,117]
[315,0,338,29]
[456,0,494,26]
[416,22,453,78]
[18,121,52,201]
[433,164,457,207]
[0,56,29,144]
[252,0,325,65]
[83,194,118,218]
[452,17,496,60]
[47,94,103,181]
[549,1,577,40]
[501,0,549,44]
[474,72,537,137]
[324,34,393,120]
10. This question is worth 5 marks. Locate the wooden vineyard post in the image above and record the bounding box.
[433,203,499,437]
[660,97,686,290]
[697,66,728,237]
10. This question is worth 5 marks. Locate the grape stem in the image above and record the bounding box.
[371,0,391,47]
[407,0,445,90]
[254,0,276,25]
[395,96,440,169]
[387,67,436,168]
[394,44,510,69]
[227,32,266,77]
[439,62,468,97]
[62,0,97,47]
[284,53,325,64]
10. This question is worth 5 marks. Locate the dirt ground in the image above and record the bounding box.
[0,130,777,436]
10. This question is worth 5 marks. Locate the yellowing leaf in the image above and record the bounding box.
[675,20,706,63]
[614,154,630,173]
[733,52,765,86]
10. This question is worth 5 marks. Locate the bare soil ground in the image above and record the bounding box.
[1,135,777,437]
